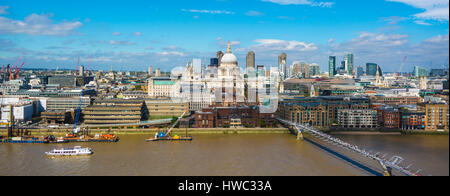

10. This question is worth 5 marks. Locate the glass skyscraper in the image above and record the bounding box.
[413,66,429,77]
[329,56,336,78]
[345,54,354,75]
[366,63,383,76]
[356,66,364,78]
[278,53,287,80]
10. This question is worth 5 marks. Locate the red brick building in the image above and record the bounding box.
[401,111,425,130]
[377,107,401,129]
[195,105,276,128]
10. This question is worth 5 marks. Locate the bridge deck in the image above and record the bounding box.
[278,118,428,176]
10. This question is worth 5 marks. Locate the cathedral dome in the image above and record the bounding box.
[220,41,238,67]
[221,53,238,65]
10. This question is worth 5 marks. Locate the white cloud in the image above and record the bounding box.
[217,40,241,47]
[414,20,432,25]
[133,32,142,36]
[381,16,409,24]
[262,0,334,8]
[181,9,234,15]
[112,32,121,36]
[387,0,449,21]
[247,39,318,52]
[0,13,82,36]
[158,51,185,56]
[423,34,449,43]
[246,10,264,17]
[109,40,135,46]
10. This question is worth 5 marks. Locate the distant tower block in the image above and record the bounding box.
[278,53,287,79]
[148,66,154,77]
[246,51,255,73]
[419,76,428,90]
[217,51,224,66]
[155,68,161,77]
[79,66,84,76]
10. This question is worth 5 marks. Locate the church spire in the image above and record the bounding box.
[227,41,231,53]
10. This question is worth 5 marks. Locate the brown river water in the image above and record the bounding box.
[0,134,448,176]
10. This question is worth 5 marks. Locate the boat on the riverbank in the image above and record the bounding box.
[146,136,193,142]
[45,146,93,156]
[2,136,49,144]
[146,131,193,142]
[63,133,120,143]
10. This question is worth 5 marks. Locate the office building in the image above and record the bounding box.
[155,68,161,77]
[377,107,401,129]
[148,77,179,98]
[338,109,378,128]
[366,63,383,76]
[246,51,255,72]
[413,66,429,77]
[401,111,425,130]
[277,97,370,128]
[424,103,449,131]
[46,97,91,112]
[309,63,320,77]
[79,66,84,76]
[83,99,148,125]
[48,76,77,88]
[356,66,364,78]
[148,66,154,77]
[279,53,287,80]
[145,98,189,117]
[329,56,336,78]
[195,105,276,128]
[210,58,219,68]
[345,54,354,75]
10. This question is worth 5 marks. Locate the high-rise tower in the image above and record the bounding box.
[345,54,354,75]
[246,51,255,73]
[217,51,224,66]
[329,56,336,78]
[278,53,287,80]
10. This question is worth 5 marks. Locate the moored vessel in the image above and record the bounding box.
[146,132,193,142]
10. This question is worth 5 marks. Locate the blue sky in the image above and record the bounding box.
[0,0,448,72]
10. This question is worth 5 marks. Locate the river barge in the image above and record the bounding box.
[146,136,193,142]
[63,133,120,143]
[2,136,49,144]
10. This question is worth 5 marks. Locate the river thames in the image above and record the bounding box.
[0,134,448,176]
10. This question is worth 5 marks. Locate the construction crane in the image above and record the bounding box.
[164,112,186,137]
[398,56,407,76]
[10,56,23,80]
[72,90,84,134]
[86,55,92,76]
[14,62,24,79]
[146,112,190,142]
[72,56,85,134]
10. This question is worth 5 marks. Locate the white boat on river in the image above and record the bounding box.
[45,146,93,156]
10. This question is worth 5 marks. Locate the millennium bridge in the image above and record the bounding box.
[278,118,428,176]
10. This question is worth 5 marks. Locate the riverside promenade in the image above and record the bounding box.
[0,128,291,136]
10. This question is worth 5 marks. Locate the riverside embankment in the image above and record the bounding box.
[0,128,291,137]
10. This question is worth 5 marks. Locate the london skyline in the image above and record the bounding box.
[0,0,448,72]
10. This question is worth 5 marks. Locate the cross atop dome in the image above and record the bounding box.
[220,41,238,67]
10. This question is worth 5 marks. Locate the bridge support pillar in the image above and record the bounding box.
[383,167,393,176]
[297,131,304,140]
